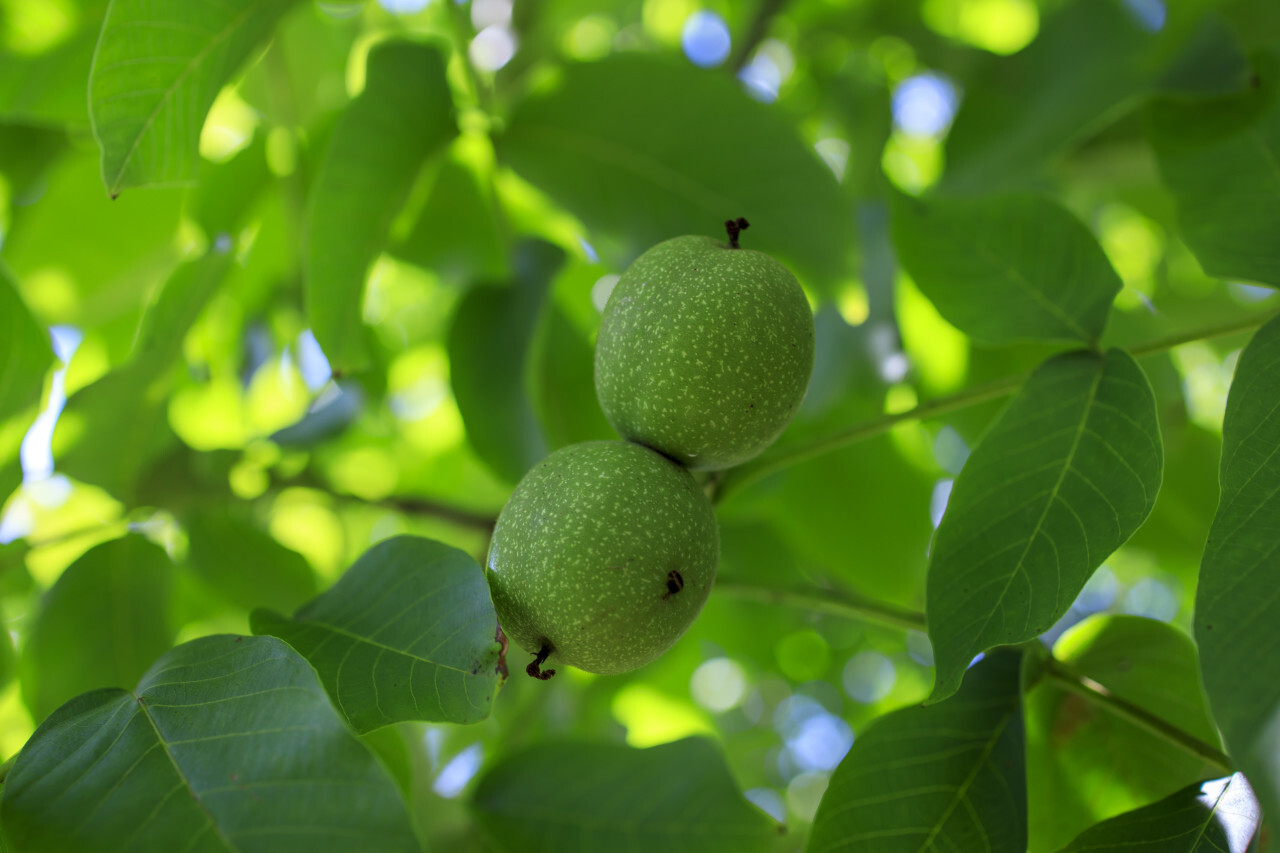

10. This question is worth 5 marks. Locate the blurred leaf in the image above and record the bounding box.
[1195,314,1280,825]
[497,53,851,292]
[0,25,100,127]
[470,737,779,853]
[1026,615,1223,852]
[0,125,69,202]
[306,39,455,373]
[1,635,418,853]
[1149,49,1280,287]
[18,534,174,723]
[55,248,232,497]
[807,649,1026,853]
[891,192,1122,346]
[448,240,563,484]
[194,133,272,238]
[1059,773,1261,852]
[185,510,316,615]
[0,263,52,422]
[530,305,614,450]
[251,535,504,732]
[927,349,1163,702]
[88,0,303,194]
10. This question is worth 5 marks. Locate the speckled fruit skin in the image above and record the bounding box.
[486,440,719,675]
[595,235,815,470]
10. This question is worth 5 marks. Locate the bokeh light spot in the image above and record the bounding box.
[842,651,896,703]
[691,657,748,712]
[682,11,731,67]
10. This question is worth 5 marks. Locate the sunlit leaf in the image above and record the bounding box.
[497,53,851,292]
[891,192,1122,346]
[448,240,563,484]
[1,635,418,853]
[186,510,316,615]
[18,534,174,723]
[251,535,504,732]
[305,39,455,373]
[88,0,303,195]
[927,349,1163,702]
[807,649,1026,853]
[1150,49,1280,288]
[0,263,53,423]
[1195,313,1280,825]
[1026,615,1224,851]
[1060,773,1261,852]
[470,737,780,853]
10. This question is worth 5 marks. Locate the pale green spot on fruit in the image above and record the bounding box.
[487,441,719,676]
[595,234,815,470]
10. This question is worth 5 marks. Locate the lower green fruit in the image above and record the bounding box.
[486,440,719,676]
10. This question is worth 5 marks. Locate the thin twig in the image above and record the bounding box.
[714,581,928,631]
[730,0,789,73]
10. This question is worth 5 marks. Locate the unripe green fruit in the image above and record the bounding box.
[486,440,719,676]
[595,233,815,470]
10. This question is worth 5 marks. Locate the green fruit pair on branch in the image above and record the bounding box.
[487,219,816,678]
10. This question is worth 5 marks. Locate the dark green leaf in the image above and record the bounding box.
[497,53,850,292]
[1,635,418,853]
[194,132,273,237]
[185,510,317,615]
[927,349,1163,702]
[0,263,52,422]
[1195,313,1280,824]
[306,39,455,372]
[251,535,504,732]
[1060,773,1260,852]
[448,240,563,484]
[806,649,1026,853]
[18,535,174,723]
[89,0,303,194]
[1027,616,1224,851]
[1149,49,1280,287]
[530,305,615,450]
[891,192,1123,346]
[470,737,779,853]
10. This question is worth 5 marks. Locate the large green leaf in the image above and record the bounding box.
[1149,49,1280,287]
[251,535,504,732]
[448,241,563,484]
[496,53,851,293]
[1026,616,1224,852]
[185,510,317,616]
[1,635,418,853]
[1195,313,1280,825]
[470,737,779,853]
[0,264,52,422]
[1060,774,1260,852]
[88,0,302,195]
[305,38,455,373]
[806,649,1026,853]
[927,349,1163,701]
[891,192,1123,346]
[18,535,174,723]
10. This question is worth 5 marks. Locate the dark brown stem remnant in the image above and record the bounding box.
[526,643,557,680]
[725,217,750,249]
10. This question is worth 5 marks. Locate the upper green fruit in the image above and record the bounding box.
[486,440,719,676]
[595,227,815,470]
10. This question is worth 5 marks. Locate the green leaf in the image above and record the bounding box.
[497,53,850,293]
[1195,313,1280,825]
[1059,773,1260,852]
[18,534,174,723]
[0,263,52,423]
[806,649,1026,853]
[447,240,563,484]
[88,0,303,195]
[305,39,455,373]
[470,737,779,853]
[1026,616,1224,852]
[251,535,504,732]
[1149,49,1280,287]
[530,305,615,451]
[927,349,1163,702]
[194,132,272,237]
[185,510,317,615]
[0,19,102,127]
[1,635,418,853]
[891,192,1123,346]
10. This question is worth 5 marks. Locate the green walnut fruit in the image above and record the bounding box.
[487,440,719,677]
[595,220,815,470]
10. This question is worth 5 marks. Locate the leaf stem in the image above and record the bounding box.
[714,581,928,631]
[1044,657,1234,773]
[730,0,789,73]
[713,309,1278,504]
